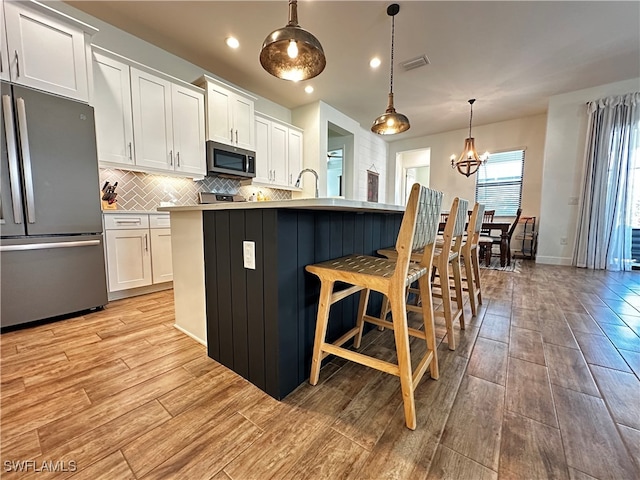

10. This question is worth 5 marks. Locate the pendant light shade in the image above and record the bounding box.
[260,0,326,82]
[371,4,410,135]
[451,99,489,177]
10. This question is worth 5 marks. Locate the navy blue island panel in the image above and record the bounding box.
[202,207,402,400]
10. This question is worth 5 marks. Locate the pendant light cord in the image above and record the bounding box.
[468,102,473,137]
[389,13,395,95]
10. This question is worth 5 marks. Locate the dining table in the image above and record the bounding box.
[439,221,512,267]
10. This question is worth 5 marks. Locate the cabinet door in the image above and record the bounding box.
[105,229,152,292]
[92,52,134,166]
[254,115,271,183]
[206,83,233,146]
[0,3,10,82]
[172,84,205,176]
[150,228,173,283]
[4,1,89,101]
[288,129,303,187]
[270,122,288,187]
[233,94,255,150]
[131,68,174,171]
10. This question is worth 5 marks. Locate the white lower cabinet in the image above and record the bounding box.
[149,214,173,283]
[103,212,172,296]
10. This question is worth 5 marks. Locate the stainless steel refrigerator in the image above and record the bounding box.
[1,82,107,328]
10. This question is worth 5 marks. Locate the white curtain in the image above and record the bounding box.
[574,92,640,271]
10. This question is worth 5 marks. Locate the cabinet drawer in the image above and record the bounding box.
[104,214,149,230]
[149,214,171,228]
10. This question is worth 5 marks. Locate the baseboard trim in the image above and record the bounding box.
[535,256,573,266]
[174,323,206,346]
[107,282,173,301]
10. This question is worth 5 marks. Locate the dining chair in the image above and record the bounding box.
[480,209,495,235]
[479,208,522,266]
[305,184,443,430]
[461,203,485,316]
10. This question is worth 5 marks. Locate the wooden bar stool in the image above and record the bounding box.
[305,184,443,430]
[461,203,485,317]
[378,197,468,350]
[429,197,468,350]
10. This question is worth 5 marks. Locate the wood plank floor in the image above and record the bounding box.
[1,263,640,479]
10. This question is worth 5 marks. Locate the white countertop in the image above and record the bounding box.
[157,198,405,214]
[102,210,169,215]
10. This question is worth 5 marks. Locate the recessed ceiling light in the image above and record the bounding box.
[305,85,314,94]
[370,57,381,68]
[226,37,240,49]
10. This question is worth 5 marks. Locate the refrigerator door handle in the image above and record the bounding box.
[2,94,24,224]
[0,239,101,252]
[15,97,36,224]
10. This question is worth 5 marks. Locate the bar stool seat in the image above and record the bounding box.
[305,184,443,430]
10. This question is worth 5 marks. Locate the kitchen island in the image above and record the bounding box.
[160,199,404,399]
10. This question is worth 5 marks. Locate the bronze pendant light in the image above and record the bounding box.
[371,3,410,135]
[260,0,326,82]
[451,99,489,177]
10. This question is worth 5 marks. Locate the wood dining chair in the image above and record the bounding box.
[305,184,443,430]
[479,208,522,266]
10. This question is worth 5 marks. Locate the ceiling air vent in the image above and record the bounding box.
[401,55,430,71]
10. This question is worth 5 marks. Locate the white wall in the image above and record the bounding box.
[537,77,640,265]
[292,101,388,201]
[387,114,547,222]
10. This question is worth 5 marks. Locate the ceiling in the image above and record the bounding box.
[64,1,640,140]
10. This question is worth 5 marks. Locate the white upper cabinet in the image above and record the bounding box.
[3,1,96,101]
[0,3,9,82]
[171,84,205,176]
[251,113,303,191]
[254,115,271,184]
[92,52,134,166]
[196,75,255,151]
[270,122,288,186]
[91,48,205,177]
[130,67,174,171]
[288,128,303,187]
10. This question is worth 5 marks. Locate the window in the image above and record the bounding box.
[475,149,525,216]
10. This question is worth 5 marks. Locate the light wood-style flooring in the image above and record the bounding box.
[1,263,640,479]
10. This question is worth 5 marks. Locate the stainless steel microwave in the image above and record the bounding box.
[206,141,256,179]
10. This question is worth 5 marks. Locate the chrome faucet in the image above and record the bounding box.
[294,169,319,198]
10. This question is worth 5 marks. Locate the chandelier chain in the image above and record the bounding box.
[469,102,473,137]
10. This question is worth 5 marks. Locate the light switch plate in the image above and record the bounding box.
[243,241,256,270]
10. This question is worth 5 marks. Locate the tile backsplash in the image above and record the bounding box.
[99,169,292,211]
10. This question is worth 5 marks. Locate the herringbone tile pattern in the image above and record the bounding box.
[99,168,291,211]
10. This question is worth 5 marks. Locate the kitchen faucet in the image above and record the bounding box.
[294,169,319,198]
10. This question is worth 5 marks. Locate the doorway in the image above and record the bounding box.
[395,148,431,204]
[327,148,344,197]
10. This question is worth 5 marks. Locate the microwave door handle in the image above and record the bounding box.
[2,94,24,224]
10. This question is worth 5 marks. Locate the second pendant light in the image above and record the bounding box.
[371,3,410,135]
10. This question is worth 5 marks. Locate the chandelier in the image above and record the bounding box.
[451,99,489,177]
